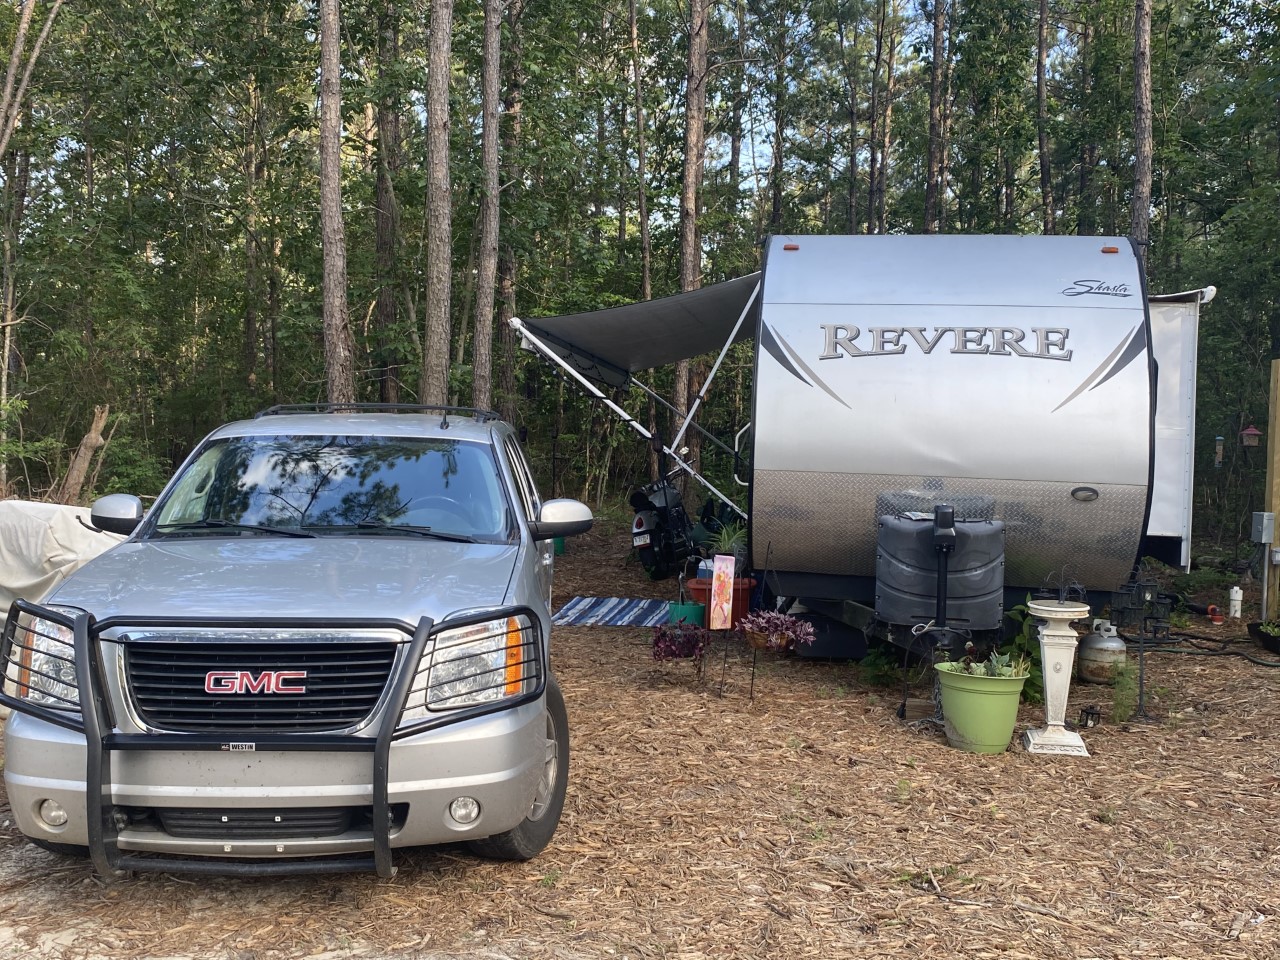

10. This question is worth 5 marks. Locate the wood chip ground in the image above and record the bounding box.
[2,521,1278,958]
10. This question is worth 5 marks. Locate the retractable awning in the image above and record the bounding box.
[514,272,761,387]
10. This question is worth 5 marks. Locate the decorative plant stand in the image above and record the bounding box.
[1023,599,1091,756]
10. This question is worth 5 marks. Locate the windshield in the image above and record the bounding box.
[150,434,511,541]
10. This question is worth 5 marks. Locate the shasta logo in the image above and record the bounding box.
[1062,279,1133,298]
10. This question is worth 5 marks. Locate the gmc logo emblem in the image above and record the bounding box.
[204,670,308,695]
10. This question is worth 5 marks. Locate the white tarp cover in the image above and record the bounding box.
[0,500,125,621]
[518,272,761,386]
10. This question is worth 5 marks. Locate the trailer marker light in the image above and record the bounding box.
[1101,246,1119,254]
[1071,486,1100,502]
[783,243,800,251]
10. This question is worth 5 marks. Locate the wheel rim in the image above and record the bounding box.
[528,709,559,822]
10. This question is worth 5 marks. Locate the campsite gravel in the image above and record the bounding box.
[2,518,1279,959]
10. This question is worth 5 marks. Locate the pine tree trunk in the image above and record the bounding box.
[375,0,403,404]
[473,0,500,415]
[877,8,896,235]
[244,75,262,389]
[676,0,710,446]
[421,0,456,406]
[629,0,652,301]
[925,0,945,233]
[867,1,884,233]
[1036,0,1055,235]
[496,0,526,424]
[319,0,355,404]
[1130,0,1153,270]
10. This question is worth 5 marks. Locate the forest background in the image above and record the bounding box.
[0,0,1274,553]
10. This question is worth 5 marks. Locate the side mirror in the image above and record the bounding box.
[91,493,145,536]
[528,498,593,541]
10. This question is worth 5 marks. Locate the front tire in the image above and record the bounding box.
[468,676,570,861]
[29,838,89,858]
[638,544,672,580]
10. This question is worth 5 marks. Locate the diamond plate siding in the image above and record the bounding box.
[751,471,1147,591]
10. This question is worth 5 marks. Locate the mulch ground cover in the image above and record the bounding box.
[1,517,1278,959]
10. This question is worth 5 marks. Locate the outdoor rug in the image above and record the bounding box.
[552,596,670,627]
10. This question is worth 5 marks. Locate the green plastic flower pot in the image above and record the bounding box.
[935,664,1027,754]
[667,601,705,627]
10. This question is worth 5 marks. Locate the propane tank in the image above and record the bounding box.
[1078,619,1127,684]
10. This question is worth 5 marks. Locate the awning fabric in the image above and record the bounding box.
[517,272,761,387]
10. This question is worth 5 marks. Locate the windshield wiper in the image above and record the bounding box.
[154,519,317,538]
[350,521,477,543]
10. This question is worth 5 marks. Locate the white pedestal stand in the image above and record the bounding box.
[1023,599,1091,757]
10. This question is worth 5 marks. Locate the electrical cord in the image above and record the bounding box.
[1116,630,1280,668]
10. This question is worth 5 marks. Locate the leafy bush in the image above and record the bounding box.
[652,622,709,662]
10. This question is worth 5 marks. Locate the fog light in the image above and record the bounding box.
[39,799,68,827]
[449,797,481,825]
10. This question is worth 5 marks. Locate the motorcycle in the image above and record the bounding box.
[629,464,696,581]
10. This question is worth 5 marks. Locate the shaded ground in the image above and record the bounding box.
[2,518,1279,958]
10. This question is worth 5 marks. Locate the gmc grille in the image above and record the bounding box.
[125,640,399,733]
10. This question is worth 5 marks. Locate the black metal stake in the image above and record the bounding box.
[1133,617,1164,723]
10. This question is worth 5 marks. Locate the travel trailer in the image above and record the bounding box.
[513,235,1212,652]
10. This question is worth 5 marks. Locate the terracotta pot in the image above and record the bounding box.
[685,577,755,628]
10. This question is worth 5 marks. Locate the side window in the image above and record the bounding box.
[503,437,540,521]
[154,444,224,525]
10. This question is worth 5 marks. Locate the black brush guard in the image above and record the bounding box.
[0,600,545,879]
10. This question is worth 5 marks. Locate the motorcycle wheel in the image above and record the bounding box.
[638,544,672,581]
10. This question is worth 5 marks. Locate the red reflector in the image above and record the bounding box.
[783,243,800,251]
[1101,246,1119,254]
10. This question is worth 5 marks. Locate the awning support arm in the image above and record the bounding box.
[671,280,761,451]
[629,378,738,461]
[510,318,746,519]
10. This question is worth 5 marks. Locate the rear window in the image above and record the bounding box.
[150,435,511,539]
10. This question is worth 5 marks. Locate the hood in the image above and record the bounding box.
[47,537,522,627]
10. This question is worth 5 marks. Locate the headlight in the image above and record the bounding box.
[12,610,80,708]
[400,615,539,724]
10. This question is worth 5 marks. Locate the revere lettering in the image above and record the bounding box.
[814,324,1071,359]
[903,327,950,354]
[870,328,907,355]
[989,327,1034,357]
[1034,328,1072,360]
[819,324,864,358]
[951,328,991,354]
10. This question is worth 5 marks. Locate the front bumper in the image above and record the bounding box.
[1,602,548,877]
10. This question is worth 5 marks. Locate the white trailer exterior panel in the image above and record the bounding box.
[751,235,1153,593]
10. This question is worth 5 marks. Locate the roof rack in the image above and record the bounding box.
[254,404,503,425]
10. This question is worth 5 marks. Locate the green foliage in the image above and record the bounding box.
[1001,597,1045,704]
[855,645,902,688]
[1110,661,1139,724]
[939,649,1031,679]
[0,0,1269,569]
[707,521,746,555]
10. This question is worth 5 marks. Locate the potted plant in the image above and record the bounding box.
[935,649,1030,754]
[1247,620,1280,655]
[652,621,711,678]
[687,522,755,628]
[736,609,816,654]
[707,520,747,568]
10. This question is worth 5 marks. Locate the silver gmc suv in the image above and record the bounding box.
[1,405,592,877]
